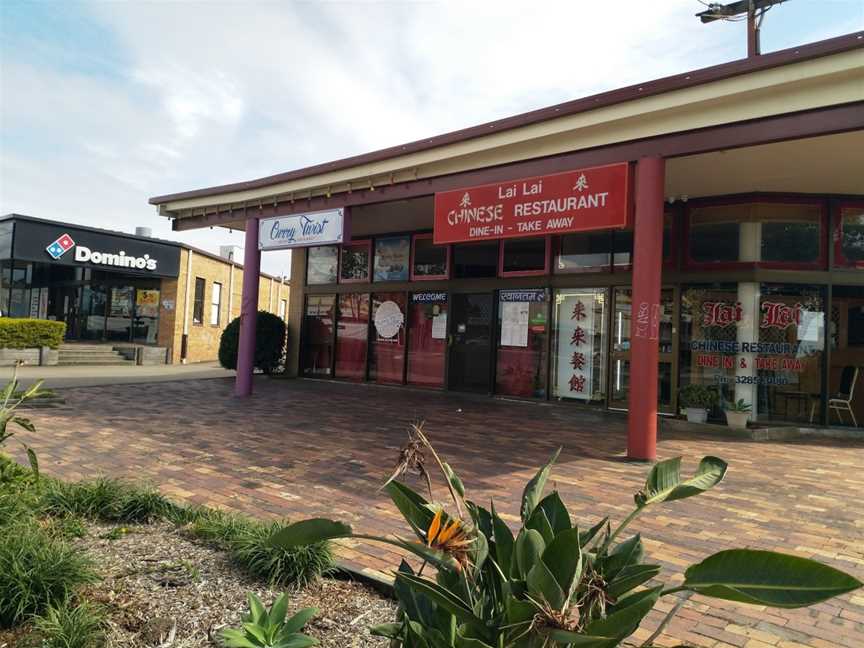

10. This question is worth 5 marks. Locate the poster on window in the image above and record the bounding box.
[373,236,410,281]
[556,294,595,401]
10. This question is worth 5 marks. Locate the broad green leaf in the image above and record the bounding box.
[520,447,561,522]
[269,593,289,624]
[684,549,864,608]
[514,528,545,578]
[220,628,259,648]
[370,623,402,638]
[248,593,267,625]
[390,538,460,572]
[606,585,664,614]
[545,630,618,648]
[491,504,514,575]
[527,558,566,609]
[395,572,487,631]
[282,607,318,634]
[526,507,555,545]
[607,563,661,599]
[583,585,660,638]
[275,636,318,648]
[537,491,571,534]
[387,481,436,540]
[395,561,436,626]
[443,462,466,497]
[270,518,352,548]
[469,527,489,576]
[242,622,268,644]
[579,517,608,549]
[455,631,494,648]
[25,445,39,482]
[601,534,643,582]
[635,456,727,508]
[541,527,582,599]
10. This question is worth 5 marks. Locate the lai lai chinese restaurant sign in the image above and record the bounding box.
[433,163,631,245]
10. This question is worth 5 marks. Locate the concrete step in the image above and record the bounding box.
[58,359,135,366]
[57,344,133,366]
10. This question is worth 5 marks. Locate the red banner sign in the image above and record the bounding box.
[433,163,631,244]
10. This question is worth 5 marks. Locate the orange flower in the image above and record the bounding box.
[426,509,474,570]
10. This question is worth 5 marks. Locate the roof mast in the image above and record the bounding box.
[697,0,791,57]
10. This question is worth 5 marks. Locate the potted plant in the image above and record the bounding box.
[679,383,718,423]
[724,398,752,429]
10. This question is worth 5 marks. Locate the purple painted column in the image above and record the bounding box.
[235,216,261,397]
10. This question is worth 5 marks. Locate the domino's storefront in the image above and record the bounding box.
[0,215,180,343]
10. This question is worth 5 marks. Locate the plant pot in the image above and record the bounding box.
[725,410,750,429]
[685,408,708,424]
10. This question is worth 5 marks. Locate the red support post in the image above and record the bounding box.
[235,215,261,397]
[627,156,665,461]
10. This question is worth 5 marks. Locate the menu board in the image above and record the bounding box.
[500,302,530,347]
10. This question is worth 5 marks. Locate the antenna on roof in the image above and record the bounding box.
[696,0,790,57]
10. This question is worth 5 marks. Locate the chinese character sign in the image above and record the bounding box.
[556,293,596,402]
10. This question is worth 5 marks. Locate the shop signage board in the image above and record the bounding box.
[258,209,344,250]
[12,218,180,278]
[433,163,631,244]
[556,293,596,401]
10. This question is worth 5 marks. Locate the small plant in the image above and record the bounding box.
[0,364,45,480]
[0,520,97,628]
[221,592,317,648]
[39,477,181,523]
[32,598,105,648]
[272,425,863,648]
[678,383,719,409]
[725,398,752,412]
[218,311,287,374]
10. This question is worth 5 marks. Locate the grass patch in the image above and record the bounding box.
[32,599,106,648]
[39,477,184,524]
[0,520,97,629]
[187,508,333,588]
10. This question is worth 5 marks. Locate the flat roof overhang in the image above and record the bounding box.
[151,32,864,232]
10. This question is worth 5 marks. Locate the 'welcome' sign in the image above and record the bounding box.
[433,163,630,245]
[258,209,344,250]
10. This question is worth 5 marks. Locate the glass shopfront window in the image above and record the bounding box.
[608,288,675,411]
[687,202,823,268]
[551,288,608,403]
[407,292,448,388]
[556,232,610,273]
[612,229,633,269]
[411,235,449,280]
[500,237,549,276]
[302,295,335,377]
[828,286,864,425]
[679,283,825,423]
[340,241,371,283]
[495,289,548,398]
[369,292,406,384]
[453,241,499,278]
[835,203,864,267]
[307,246,339,285]
[106,286,134,341]
[134,289,160,344]
[374,236,410,282]
[334,293,369,381]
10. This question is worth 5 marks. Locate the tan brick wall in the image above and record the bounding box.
[164,249,290,364]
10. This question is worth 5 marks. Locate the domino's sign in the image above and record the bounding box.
[259,209,344,251]
[46,233,158,271]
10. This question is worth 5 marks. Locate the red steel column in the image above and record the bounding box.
[235,215,261,397]
[627,157,666,460]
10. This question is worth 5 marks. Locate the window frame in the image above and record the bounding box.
[192,277,206,326]
[210,281,222,327]
[339,239,373,284]
[833,200,864,269]
[410,233,451,281]
[554,231,612,275]
[683,194,828,271]
[498,236,551,278]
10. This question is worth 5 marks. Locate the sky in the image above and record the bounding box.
[1,0,862,277]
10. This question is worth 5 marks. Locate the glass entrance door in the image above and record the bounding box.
[608,287,677,412]
[449,293,493,393]
[79,285,108,341]
[407,293,448,388]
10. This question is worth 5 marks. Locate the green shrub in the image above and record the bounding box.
[39,477,180,524]
[222,592,317,648]
[275,428,864,648]
[0,521,97,628]
[218,311,287,374]
[186,509,332,587]
[0,318,66,350]
[33,599,105,648]
[679,383,719,409]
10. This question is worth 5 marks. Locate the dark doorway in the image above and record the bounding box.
[449,293,493,393]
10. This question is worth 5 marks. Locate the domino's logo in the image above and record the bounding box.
[46,233,76,260]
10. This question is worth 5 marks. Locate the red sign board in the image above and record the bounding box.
[433,162,631,244]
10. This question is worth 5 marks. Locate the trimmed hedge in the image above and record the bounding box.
[218,311,287,374]
[0,319,66,350]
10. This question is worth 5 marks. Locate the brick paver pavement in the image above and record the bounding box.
[9,377,864,647]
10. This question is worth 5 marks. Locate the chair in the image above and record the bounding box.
[828,366,860,427]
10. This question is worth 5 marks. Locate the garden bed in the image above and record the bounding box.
[1,517,395,648]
